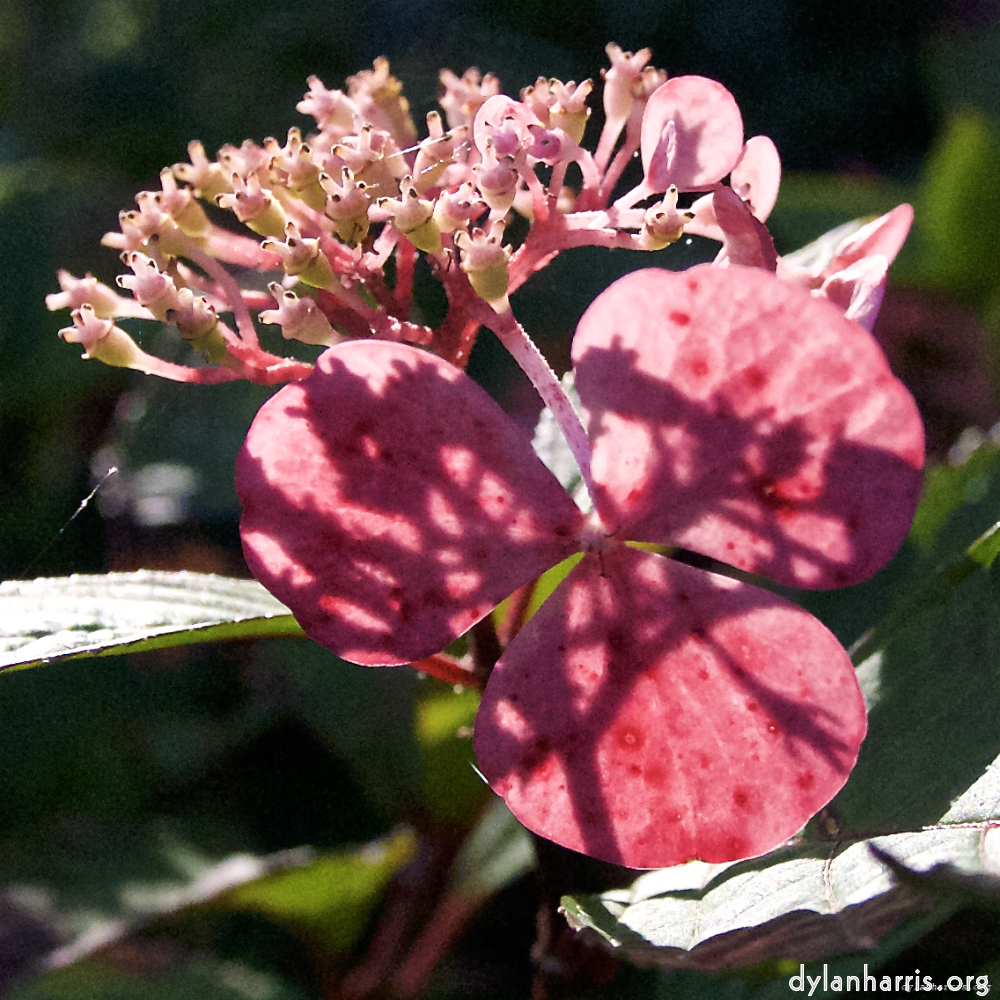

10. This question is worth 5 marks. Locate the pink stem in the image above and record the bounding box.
[471,302,595,503]
[204,227,281,269]
[395,238,417,318]
[518,164,550,224]
[127,351,245,383]
[613,177,654,211]
[410,653,484,690]
[600,138,639,204]
[548,160,569,205]
[181,241,261,349]
[506,216,638,296]
[594,116,626,175]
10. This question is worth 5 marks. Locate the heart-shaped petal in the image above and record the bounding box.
[237,341,583,665]
[474,545,866,869]
[572,266,924,588]
[640,76,744,192]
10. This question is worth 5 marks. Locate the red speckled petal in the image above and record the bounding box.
[237,341,583,665]
[474,545,866,869]
[572,266,924,589]
[640,76,744,192]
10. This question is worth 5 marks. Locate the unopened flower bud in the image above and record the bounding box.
[216,173,287,238]
[432,182,486,233]
[265,128,325,212]
[46,271,122,318]
[456,219,510,308]
[59,304,145,368]
[297,76,359,138]
[320,168,372,246]
[260,281,338,346]
[347,57,418,148]
[639,186,693,250]
[549,79,593,145]
[520,78,556,126]
[107,190,189,257]
[155,168,210,237]
[116,252,182,320]
[412,113,464,194]
[133,191,189,256]
[218,140,269,181]
[472,147,518,215]
[328,124,399,200]
[165,287,219,340]
[173,140,232,201]
[261,222,335,287]
[527,125,563,165]
[602,44,654,132]
[522,77,592,145]
[378,178,442,254]
[439,67,502,130]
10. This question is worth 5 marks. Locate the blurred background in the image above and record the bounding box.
[3,0,1000,996]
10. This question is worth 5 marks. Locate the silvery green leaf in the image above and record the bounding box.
[561,746,1000,972]
[0,571,301,671]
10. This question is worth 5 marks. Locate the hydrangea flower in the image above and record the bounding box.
[47,47,926,869]
[236,264,923,869]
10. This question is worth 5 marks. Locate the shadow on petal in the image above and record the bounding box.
[474,546,866,869]
[237,341,583,665]
[573,265,925,589]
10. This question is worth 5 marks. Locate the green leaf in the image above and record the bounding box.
[448,798,536,903]
[561,742,1000,972]
[9,955,313,1000]
[11,830,417,982]
[0,571,303,672]
[909,434,1000,554]
[219,829,416,953]
[916,108,1000,306]
[416,685,488,823]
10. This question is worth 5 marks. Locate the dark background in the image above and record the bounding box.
[3,1,1000,996]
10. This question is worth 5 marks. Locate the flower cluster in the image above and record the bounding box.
[49,48,925,869]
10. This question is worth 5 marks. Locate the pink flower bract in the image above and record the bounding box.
[237,264,924,868]
[236,341,583,665]
[640,76,744,192]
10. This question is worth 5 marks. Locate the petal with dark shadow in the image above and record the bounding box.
[237,341,584,665]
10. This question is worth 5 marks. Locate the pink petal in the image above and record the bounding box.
[819,255,889,332]
[472,95,539,155]
[710,187,778,271]
[825,204,914,275]
[237,341,583,665]
[572,266,924,589]
[730,135,782,222]
[474,545,866,869]
[640,76,744,192]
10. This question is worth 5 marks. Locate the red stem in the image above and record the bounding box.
[394,238,417,319]
[410,654,485,690]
